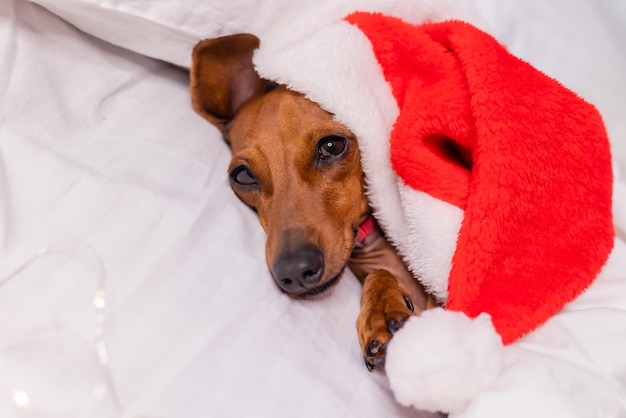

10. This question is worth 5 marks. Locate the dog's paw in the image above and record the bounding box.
[357,270,415,372]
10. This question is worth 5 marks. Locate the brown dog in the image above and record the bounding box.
[190,34,435,371]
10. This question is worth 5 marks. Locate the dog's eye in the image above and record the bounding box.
[230,165,258,188]
[317,135,347,161]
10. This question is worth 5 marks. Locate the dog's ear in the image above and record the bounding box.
[190,34,268,132]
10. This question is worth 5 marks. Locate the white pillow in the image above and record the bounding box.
[27,0,474,68]
[29,0,252,68]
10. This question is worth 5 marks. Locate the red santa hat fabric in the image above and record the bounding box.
[344,12,614,344]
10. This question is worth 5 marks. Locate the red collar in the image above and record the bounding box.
[357,215,377,244]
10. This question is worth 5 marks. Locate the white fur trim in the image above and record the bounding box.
[386,309,504,414]
[398,185,463,302]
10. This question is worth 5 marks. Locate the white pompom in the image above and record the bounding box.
[385,308,504,415]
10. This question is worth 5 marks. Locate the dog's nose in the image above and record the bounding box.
[272,246,324,293]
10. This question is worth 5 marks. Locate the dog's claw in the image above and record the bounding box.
[364,340,386,371]
[366,340,380,356]
[404,295,414,312]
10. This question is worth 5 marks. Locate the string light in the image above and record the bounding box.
[11,389,32,409]
[94,289,107,310]
[0,242,160,418]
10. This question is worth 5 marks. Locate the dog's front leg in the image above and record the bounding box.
[356,269,416,371]
[349,225,435,371]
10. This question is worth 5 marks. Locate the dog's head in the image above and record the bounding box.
[190,34,369,297]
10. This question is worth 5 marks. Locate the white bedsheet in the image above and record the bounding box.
[0,0,624,417]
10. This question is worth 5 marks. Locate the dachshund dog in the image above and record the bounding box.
[190,34,436,371]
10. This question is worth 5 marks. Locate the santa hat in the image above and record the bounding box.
[254,10,615,414]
